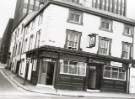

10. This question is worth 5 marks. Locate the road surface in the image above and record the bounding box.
[0,68,134,99]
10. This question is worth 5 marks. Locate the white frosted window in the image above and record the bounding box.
[60,60,86,76]
[103,66,126,81]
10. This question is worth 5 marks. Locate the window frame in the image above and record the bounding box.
[123,24,134,37]
[60,59,86,76]
[28,34,34,50]
[121,42,132,59]
[103,65,126,81]
[100,18,113,32]
[65,29,82,50]
[67,9,83,25]
[98,36,112,56]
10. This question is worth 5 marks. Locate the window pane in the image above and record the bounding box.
[68,10,82,24]
[112,71,118,79]
[104,70,111,78]
[77,62,86,76]
[69,61,77,74]
[112,67,118,71]
[105,66,111,70]
[124,25,133,36]
[122,42,131,59]
[101,19,112,31]
[119,72,125,80]
[66,30,81,50]
[63,61,68,73]
[99,38,110,55]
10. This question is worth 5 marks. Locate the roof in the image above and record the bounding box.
[24,0,135,27]
[23,11,38,26]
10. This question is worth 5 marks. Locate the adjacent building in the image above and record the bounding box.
[13,0,46,27]
[0,19,14,64]
[0,0,46,64]
[9,0,135,93]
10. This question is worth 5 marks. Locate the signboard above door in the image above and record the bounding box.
[110,61,122,67]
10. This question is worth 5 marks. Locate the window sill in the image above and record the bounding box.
[60,72,86,77]
[97,53,111,56]
[121,57,130,60]
[67,20,83,25]
[99,27,113,33]
[123,33,133,38]
[87,45,95,48]
[65,46,82,51]
[103,77,126,81]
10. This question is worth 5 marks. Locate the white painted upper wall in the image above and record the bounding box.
[10,3,135,61]
[40,4,133,58]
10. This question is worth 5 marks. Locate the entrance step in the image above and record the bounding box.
[36,84,54,89]
[87,89,100,93]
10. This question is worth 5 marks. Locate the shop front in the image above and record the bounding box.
[38,58,56,85]
[85,58,128,93]
[26,46,130,93]
[101,61,128,93]
[54,53,87,90]
[87,65,103,90]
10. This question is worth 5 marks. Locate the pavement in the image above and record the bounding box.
[1,63,135,98]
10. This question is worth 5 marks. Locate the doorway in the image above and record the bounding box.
[15,61,20,74]
[87,65,102,89]
[38,59,56,85]
[46,62,55,85]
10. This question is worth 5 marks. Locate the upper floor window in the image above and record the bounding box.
[38,12,43,25]
[100,18,113,32]
[65,29,81,50]
[35,30,41,48]
[122,42,132,59]
[87,34,96,48]
[29,35,34,50]
[68,9,83,25]
[98,37,111,55]
[60,59,86,76]
[23,38,28,52]
[123,25,134,37]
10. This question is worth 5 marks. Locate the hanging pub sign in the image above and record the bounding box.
[88,33,96,48]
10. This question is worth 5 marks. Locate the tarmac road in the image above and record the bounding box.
[0,68,134,99]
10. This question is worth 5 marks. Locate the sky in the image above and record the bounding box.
[0,0,135,38]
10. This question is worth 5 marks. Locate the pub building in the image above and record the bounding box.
[8,0,135,94]
[26,45,129,93]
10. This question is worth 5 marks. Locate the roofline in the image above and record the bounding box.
[12,14,28,33]
[24,0,135,27]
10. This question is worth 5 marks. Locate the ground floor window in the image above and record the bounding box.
[60,59,86,76]
[103,66,126,81]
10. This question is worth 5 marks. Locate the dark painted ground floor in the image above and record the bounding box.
[9,46,132,93]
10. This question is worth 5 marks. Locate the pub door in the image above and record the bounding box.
[38,59,56,85]
[15,61,20,74]
[87,65,102,90]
